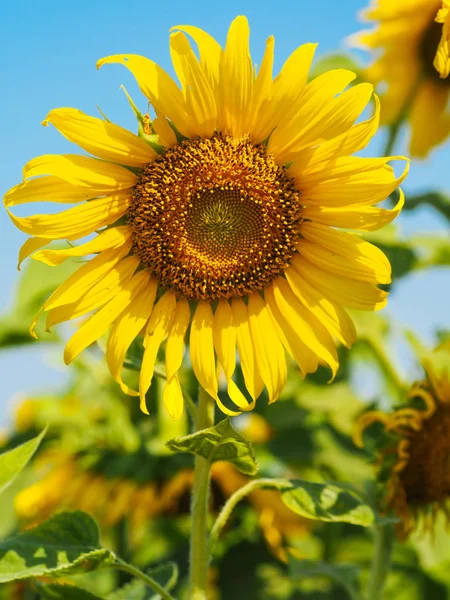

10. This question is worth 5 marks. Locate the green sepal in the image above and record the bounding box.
[120,85,164,154]
[166,417,258,475]
[0,428,46,496]
[0,511,115,583]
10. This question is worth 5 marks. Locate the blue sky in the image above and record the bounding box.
[1,0,449,420]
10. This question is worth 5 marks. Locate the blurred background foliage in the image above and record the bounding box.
[0,51,449,600]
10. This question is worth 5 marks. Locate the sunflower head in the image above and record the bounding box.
[352,0,450,157]
[4,16,406,419]
[356,348,450,538]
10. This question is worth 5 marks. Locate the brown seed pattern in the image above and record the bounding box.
[128,133,302,300]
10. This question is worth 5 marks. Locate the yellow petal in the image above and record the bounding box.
[410,80,450,159]
[97,54,197,138]
[247,292,286,403]
[4,176,99,208]
[165,299,191,380]
[153,110,178,148]
[42,242,132,312]
[271,277,339,380]
[297,155,398,188]
[231,298,264,402]
[268,68,355,158]
[298,222,392,284]
[32,225,131,266]
[213,299,255,411]
[265,285,319,376]
[46,255,140,330]
[252,43,317,143]
[292,255,388,311]
[170,32,217,137]
[190,301,219,401]
[8,192,131,240]
[106,277,158,396]
[284,266,356,349]
[63,268,150,365]
[23,154,137,190]
[18,237,48,270]
[171,24,222,93]
[290,95,380,168]
[434,1,450,78]
[245,35,274,133]
[43,108,156,167]
[301,189,405,231]
[219,15,253,136]
[163,376,184,420]
[300,159,409,207]
[139,292,177,413]
[276,82,374,160]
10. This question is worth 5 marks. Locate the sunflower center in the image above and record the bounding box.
[399,399,450,507]
[420,17,450,83]
[128,133,302,300]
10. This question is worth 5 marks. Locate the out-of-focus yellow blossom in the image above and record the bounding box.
[352,0,450,157]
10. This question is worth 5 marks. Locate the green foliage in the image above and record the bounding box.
[309,53,363,80]
[280,481,375,527]
[402,191,450,224]
[0,429,46,496]
[289,559,360,600]
[37,583,104,600]
[167,417,258,475]
[107,563,178,600]
[0,257,77,349]
[0,511,115,583]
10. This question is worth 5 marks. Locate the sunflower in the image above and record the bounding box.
[4,16,406,418]
[356,349,450,539]
[352,0,450,157]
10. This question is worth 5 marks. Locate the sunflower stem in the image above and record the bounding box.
[188,386,215,600]
[367,524,394,600]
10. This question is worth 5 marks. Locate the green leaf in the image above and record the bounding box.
[108,562,178,600]
[281,480,376,526]
[167,418,258,475]
[402,191,450,223]
[37,583,104,600]
[0,428,46,496]
[310,53,363,80]
[289,559,360,600]
[0,255,78,349]
[0,511,115,582]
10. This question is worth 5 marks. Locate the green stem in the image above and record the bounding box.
[364,336,408,395]
[209,478,291,553]
[115,559,175,600]
[188,386,215,600]
[367,525,394,600]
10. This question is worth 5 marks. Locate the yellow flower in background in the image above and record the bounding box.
[352,0,450,157]
[356,349,450,539]
[4,16,406,418]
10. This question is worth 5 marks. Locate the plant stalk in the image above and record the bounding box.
[188,386,215,600]
[209,478,291,552]
[115,559,175,600]
[367,524,394,600]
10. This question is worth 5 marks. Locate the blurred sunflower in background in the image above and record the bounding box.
[352,0,450,157]
[356,347,450,539]
[4,16,406,419]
